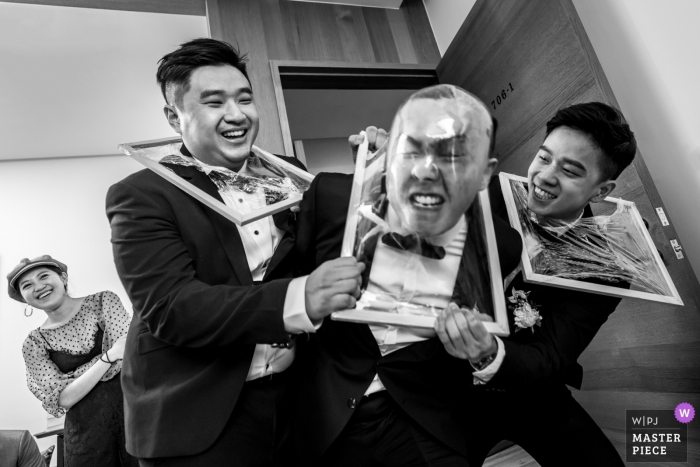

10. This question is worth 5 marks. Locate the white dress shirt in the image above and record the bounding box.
[194,157,315,381]
[363,205,504,395]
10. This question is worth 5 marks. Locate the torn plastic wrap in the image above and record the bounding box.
[119,137,313,225]
[331,85,509,334]
[500,173,683,305]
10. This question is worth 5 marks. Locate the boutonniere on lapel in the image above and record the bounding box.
[507,289,542,333]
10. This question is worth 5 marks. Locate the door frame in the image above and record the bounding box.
[269,60,438,159]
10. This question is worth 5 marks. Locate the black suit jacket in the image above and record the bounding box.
[292,173,523,462]
[106,151,305,458]
[486,176,627,391]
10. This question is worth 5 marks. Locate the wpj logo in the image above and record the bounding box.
[626,409,689,463]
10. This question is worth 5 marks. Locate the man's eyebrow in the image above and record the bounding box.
[199,87,254,100]
[200,90,225,99]
[561,157,587,173]
[539,145,553,156]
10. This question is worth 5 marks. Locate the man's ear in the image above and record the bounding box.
[480,157,498,191]
[164,104,182,135]
[590,180,617,203]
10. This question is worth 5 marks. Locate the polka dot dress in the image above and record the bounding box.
[22,291,130,417]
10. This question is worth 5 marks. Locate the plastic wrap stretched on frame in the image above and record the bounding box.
[500,173,682,305]
[119,137,313,226]
[331,85,508,334]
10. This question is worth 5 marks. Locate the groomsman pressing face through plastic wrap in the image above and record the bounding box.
[343,85,503,328]
[386,86,496,238]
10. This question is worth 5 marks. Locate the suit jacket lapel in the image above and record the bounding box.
[166,163,254,285]
[264,209,295,280]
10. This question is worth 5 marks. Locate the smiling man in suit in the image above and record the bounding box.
[291,85,523,467]
[106,38,363,467]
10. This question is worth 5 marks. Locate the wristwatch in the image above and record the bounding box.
[472,337,498,371]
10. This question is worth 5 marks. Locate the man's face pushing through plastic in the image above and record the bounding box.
[385,87,496,238]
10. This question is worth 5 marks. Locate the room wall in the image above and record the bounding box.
[0,3,207,460]
[301,137,355,175]
[0,2,207,160]
[422,0,700,277]
[284,89,415,141]
[571,0,700,279]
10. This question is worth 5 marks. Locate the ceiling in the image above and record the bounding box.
[287,0,403,9]
[0,0,405,15]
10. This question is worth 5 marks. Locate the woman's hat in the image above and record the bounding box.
[7,255,68,303]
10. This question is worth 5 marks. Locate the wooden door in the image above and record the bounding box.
[436,0,700,461]
[206,0,440,156]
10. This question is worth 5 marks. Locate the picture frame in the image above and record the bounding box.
[119,136,314,226]
[498,172,683,306]
[331,135,510,335]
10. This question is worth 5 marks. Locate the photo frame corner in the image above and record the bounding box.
[122,137,307,227]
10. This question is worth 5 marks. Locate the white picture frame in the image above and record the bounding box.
[119,137,314,226]
[331,135,510,335]
[498,172,683,306]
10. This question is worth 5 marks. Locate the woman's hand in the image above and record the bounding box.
[58,333,128,410]
[106,334,128,362]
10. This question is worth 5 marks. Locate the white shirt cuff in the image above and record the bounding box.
[283,276,321,333]
[472,335,505,385]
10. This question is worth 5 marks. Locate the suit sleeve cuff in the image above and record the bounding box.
[472,335,505,385]
[283,276,321,333]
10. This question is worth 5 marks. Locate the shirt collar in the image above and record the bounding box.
[180,144,251,175]
[533,209,584,237]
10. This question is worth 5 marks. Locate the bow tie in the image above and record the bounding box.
[381,232,446,260]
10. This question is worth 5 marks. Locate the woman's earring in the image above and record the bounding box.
[24,305,33,317]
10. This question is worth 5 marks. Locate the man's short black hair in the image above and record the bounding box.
[156,38,249,109]
[546,102,636,180]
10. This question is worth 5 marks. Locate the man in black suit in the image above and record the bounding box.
[436,102,638,466]
[292,85,523,466]
[106,38,363,467]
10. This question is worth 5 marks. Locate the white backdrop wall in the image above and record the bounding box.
[0,3,207,461]
[571,0,700,279]
[422,0,700,277]
[0,3,207,160]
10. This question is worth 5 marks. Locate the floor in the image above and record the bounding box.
[484,444,541,467]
